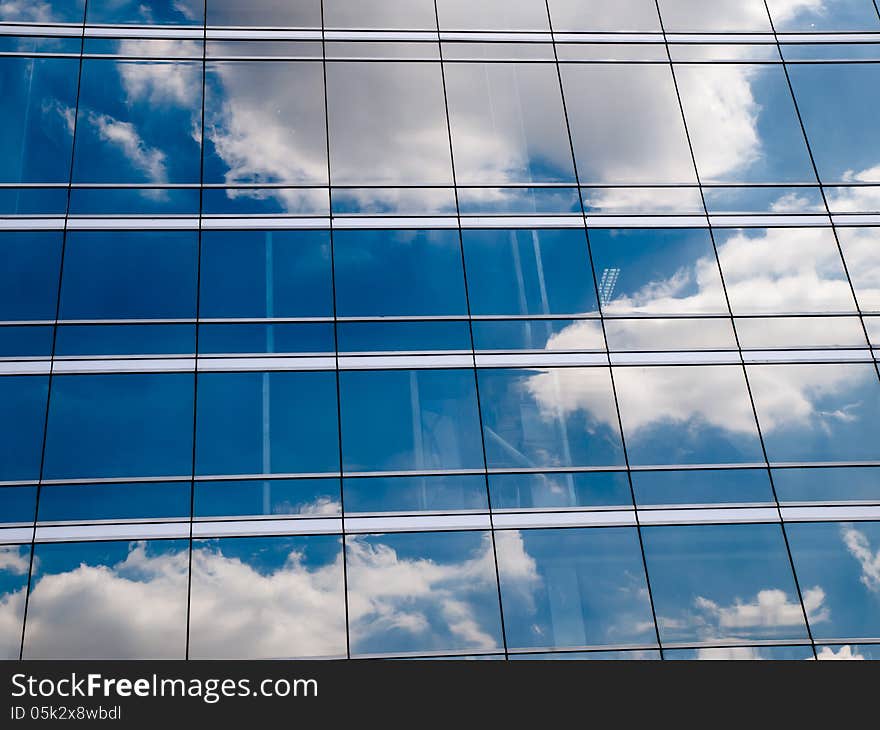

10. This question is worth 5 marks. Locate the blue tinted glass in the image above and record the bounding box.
[788,64,880,184]
[196,371,340,477]
[38,482,190,522]
[0,326,53,358]
[55,324,195,357]
[788,521,880,641]
[749,363,880,463]
[768,0,880,31]
[204,61,328,186]
[73,60,203,184]
[343,475,488,514]
[200,230,332,318]
[0,376,48,482]
[478,368,625,469]
[510,650,662,660]
[773,466,880,503]
[198,323,335,355]
[0,187,68,215]
[207,0,323,27]
[0,57,79,183]
[346,531,504,655]
[615,366,765,466]
[23,540,189,659]
[0,486,36,524]
[337,321,472,354]
[490,472,632,510]
[463,229,598,316]
[497,527,656,650]
[632,469,775,506]
[68,187,201,215]
[0,231,62,321]
[334,230,467,317]
[589,228,728,315]
[59,231,198,320]
[0,545,30,658]
[203,187,330,215]
[44,374,195,480]
[817,644,880,660]
[643,524,809,643]
[664,645,814,660]
[0,0,85,22]
[87,0,205,24]
[472,319,605,352]
[339,369,484,472]
[194,478,341,518]
[457,187,581,215]
[190,535,346,659]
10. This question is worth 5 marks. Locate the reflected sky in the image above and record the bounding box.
[346,531,504,656]
[0,232,62,321]
[767,0,880,31]
[0,377,48,482]
[436,0,550,31]
[0,0,85,22]
[837,227,880,313]
[324,0,438,30]
[206,0,322,27]
[0,545,29,659]
[87,0,203,24]
[548,0,661,31]
[497,527,656,650]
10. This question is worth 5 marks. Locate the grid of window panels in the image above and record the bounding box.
[2,0,880,661]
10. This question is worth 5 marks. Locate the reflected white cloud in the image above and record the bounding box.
[817,645,865,660]
[842,526,880,594]
[87,112,168,183]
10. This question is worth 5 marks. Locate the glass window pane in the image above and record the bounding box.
[477,368,626,469]
[0,545,30,659]
[614,365,765,466]
[204,61,327,187]
[735,316,868,349]
[716,228,857,315]
[768,0,880,31]
[55,324,194,358]
[73,60,203,184]
[0,58,79,183]
[59,231,198,320]
[0,376,48,482]
[788,521,880,640]
[748,363,880,463]
[340,369,484,473]
[344,475,488,515]
[334,230,467,317]
[324,0,438,30]
[0,232,62,321]
[445,62,575,185]
[195,478,341,518]
[817,644,880,660]
[0,486,36,526]
[837,227,880,313]
[196,372,339,477]
[788,64,880,183]
[346,531,504,656]
[675,64,815,184]
[207,0,322,27]
[87,0,204,24]
[866,317,880,345]
[326,62,453,187]
[0,326,53,359]
[604,318,738,352]
[23,540,188,659]
[665,645,814,660]
[473,320,606,353]
[44,374,194,481]
[632,468,775,507]
[773,466,880,503]
[643,523,809,643]
[489,472,633,511]
[548,0,661,31]
[436,0,550,31]
[199,230,333,319]
[658,0,773,31]
[338,321,472,354]
[198,323,334,356]
[511,649,662,660]
[463,229,598,316]
[560,64,697,185]
[589,229,728,315]
[0,0,85,22]
[498,527,656,650]
[190,535,346,659]
[38,482,190,522]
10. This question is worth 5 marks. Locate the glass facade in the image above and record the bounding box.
[1,0,880,662]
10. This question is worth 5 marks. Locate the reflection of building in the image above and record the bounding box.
[1,0,880,661]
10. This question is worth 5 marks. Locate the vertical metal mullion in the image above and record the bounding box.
[17,0,89,661]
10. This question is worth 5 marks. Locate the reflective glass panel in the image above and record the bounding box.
[23,540,189,659]
[560,64,697,185]
[324,0,438,30]
[0,58,79,183]
[343,475,488,515]
[817,644,880,660]
[773,466,880,503]
[87,0,204,24]
[38,482,190,522]
[0,232,62,321]
[498,527,656,650]
[44,374,194,480]
[837,227,880,313]
[477,368,626,469]
[604,318,738,352]
[665,646,814,660]
[436,0,550,31]
[768,0,880,31]
[0,544,29,659]
[0,0,84,22]
[194,478,341,518]
[204,61,327,188]
[589,229,728,315]
[189,535,346,659]
[444,62,575,185]
[0,486,36,525]
[0,376,48,482]
[632,468,775,507]
[346,531,504,656]
[658,0,773,31]
[206,0,322,27]
[748,363,880,463]
[735,316,869,349]
[643,523,809,643]
[196,372,340,477]
[339,369,484,473]
[787,521,880,640]
[338,321,472,354]
[472,320,606,353]
[547,0,661,31]
[489,472,632,511]
[614,366,765,466]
